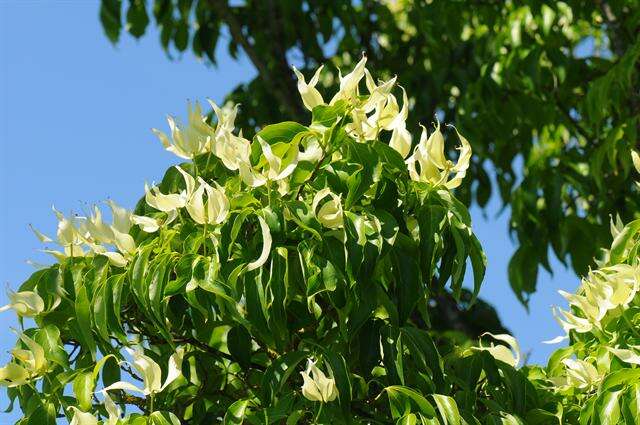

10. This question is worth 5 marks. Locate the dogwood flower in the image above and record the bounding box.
[83,201,160,266]
[293,65,325,111]
[68,407,98,425]
[312,188,344,229]
[553,264,640,336]
[103,346,184,396]
[0,362,29,388]
[0,331,48,387]
[215,130,252,171]
[474,333,521,368]
[208,100,238,137]
[202,101,254,171]
[406,121,471,189]
[185,177,230,226]
[29,209,87,261]
[387,88,412,158]
[300,359,338,403]
[330,55,367,105]
[153,102,211,159]
[238,136,298,189]
[555,358,601,390]
[145,183,187,213]
[102,390,122,425]
[0,291,44,317]
[552,306,593,334]
[609,346,640,365]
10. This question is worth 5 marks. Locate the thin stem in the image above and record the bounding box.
[192,155,200,178]
[313,403,324,423]
[203,223,208,256]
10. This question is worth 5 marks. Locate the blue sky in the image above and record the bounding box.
[0,1,578,419]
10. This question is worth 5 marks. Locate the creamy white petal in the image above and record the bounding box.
[247,215,272,271]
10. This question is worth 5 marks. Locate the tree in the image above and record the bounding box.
[101,0,640,304]
[4,58,640,424]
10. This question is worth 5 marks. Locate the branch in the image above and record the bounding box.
[110,391,148,413]
[208,0,305,120]
[173,334,267,371]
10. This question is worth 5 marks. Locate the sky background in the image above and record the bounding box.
[0,1,578,420]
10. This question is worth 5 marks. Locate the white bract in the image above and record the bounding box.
[300,359,338,403]
[238,136,299,192]
[247,215,272,271]
[474,333,521,368]
[32,201,159,268]
[68,407,99,425]
[153,102,212,159]
[406,121,471,189]
[312,188,344,229]
[103,346,184,396]
[293,65,324,111]
[208,101,253,171]
[185,177,230,226]
[553,264,640,335]
[292,55,426,160]
[0,332,48,387]
[551,358,602,390]
[0,291,44,317]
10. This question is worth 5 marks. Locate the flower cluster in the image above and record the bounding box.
[31,202,159,267]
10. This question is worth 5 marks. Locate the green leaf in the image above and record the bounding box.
[72,371,94,411]
[432,394,461,425]
[223,399,250,425]
[227,325,253,368]
[311,100,347,127]
[74,284,97,360]
[385,385,437,419]
[126,0,150,38]
[255,121,308,145]
[100,0,123,43]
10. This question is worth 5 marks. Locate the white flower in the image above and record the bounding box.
[553,264,640,335]
[103,346,184,396]
[0,332,48,387]
[552,306,593,334]
[387,88,412,158]
[0,291,44,317]
[208,100,238,137]
[238,136,298,188]
[330,54,367,105]
[68,407,98,425]
[0,362,29,388]
[560,358,601,390]
[247,215,272,271]
[406,121,471,189]
[312,188,344,229]
[300,359,338,403]
[153,102,211,159]
[185,177,230,226]
[102,390,122,425]
[293,65,325,111]
[474,333,521,368]
[609,346,640,365]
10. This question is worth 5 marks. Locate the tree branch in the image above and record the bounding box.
[173,334,267,371]
[208,0,305,120]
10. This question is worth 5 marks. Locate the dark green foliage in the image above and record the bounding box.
[101,0,640,304]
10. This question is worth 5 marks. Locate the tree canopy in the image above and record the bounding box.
[4,56,640,424]
[101,0,640,304]
[4,1,640,424]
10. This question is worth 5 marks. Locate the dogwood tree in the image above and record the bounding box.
[3,59,640,424]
